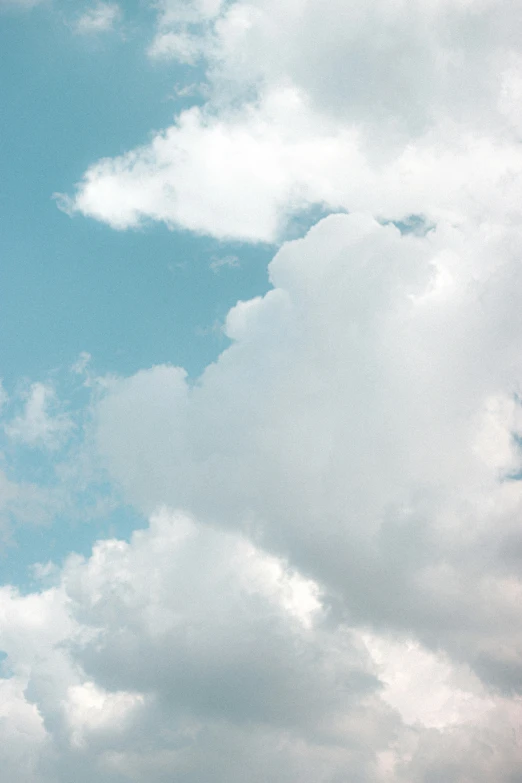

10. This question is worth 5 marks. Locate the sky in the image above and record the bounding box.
[1,0,522,781]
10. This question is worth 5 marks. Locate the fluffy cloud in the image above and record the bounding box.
[1,508,519,782]
[64,0,522,242]
[204,0,522,131]
[0,510,386,781]
[34,1,522,778]
[94,212,522,698]
[63,85,522,242]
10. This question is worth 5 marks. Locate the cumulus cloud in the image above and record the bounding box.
[33,0,522,778]
[93,213,522,698]
[1,508,519,782]
[0,510,386,781]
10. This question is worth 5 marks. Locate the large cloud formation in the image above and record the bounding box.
[89,210,522,780]
[1,509,520,782]
[96,213,522,691]
[6,0,522,780]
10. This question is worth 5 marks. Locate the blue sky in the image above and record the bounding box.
[0,5,274,385]
[2,2,522,782]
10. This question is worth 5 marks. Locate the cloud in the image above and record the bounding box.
[93,212,522,698]
[203,0,521,131]
[62,87,522,243]
[33,1,522,777]
[0,508,520,782]
[0,510,388,781]
[209,253,240,272]
[148,0,224,61]
[4,382,73,450]
[73,2,121,35]
[63,0,522,242]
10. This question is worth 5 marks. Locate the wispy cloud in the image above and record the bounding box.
[73,2,121,35]
[209,254,240,273]
[4,382,73,450]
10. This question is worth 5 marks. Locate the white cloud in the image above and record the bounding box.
[363,632,493,729]
[93,213,522,697]
[65,681,144,749]
[0,677,48,783]
[63,86,522,242]
[63,0,522,242]
[205,0,517,131]
[40,0,522,777]
[0,510,387,781]
[0,508,519,782]
[5,382,73,450]
[73,2,121,35]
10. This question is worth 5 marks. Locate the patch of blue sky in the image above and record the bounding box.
[282,203,346,242]
[0,3,275,385]
[0,650,12,679]
[388,214,435,236]
[0,498,147,592]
